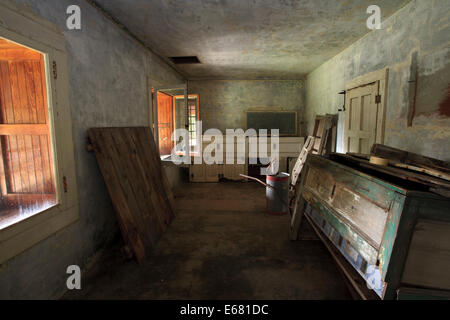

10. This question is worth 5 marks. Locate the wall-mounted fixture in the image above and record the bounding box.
[338,90,346,112]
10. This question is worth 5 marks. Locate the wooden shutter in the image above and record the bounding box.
[156,92,173,156]
[0,40,55,209]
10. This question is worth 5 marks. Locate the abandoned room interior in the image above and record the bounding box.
[0,0,449,303]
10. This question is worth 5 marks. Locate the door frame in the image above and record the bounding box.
[345,68,389,148]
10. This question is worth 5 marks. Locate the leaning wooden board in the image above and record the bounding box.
[88,127,175,262]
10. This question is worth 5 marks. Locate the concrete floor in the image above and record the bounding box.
[63,182,351,300]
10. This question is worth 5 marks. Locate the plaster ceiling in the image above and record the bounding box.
[94,0,410,80]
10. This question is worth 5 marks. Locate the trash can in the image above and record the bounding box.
[266,172,290,215]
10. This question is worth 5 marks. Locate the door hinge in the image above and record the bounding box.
[52,61,57,79]
[375,95,382,104]
[63,176,68,193]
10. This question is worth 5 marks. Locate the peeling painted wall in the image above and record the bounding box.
[188,80,305,135]
[305,0,450,160]
[0,0,184,299]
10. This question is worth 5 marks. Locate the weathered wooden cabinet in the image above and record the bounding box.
[293,154,450,299]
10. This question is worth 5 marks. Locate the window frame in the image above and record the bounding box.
[0,1,79,264]
[173,94,200,152]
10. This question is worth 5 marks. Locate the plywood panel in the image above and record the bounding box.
[88,127,176,262]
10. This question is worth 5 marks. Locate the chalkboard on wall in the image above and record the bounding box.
[246,111,297,136]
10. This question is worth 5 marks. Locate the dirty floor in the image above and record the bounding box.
[63,182,351,299]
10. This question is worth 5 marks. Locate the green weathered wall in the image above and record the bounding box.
[188,80,305,135]
[305,0,450,160]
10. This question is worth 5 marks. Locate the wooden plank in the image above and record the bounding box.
[311,154,400,207]
[393,162,450,182]
[0,124,48,135]
[361,160,450,189]
[24,60,39,124]
[107,130,161,248]
[333,153,450,191]
[121,128,171,236]
[33,59,47,124]
[88,127,175,261]
[371,144,450,175]
[0,136,7,196]
[39,135,53,193]
[302,189,379,265]
[0,61,15,123]
[134,127,175,217]
[127,126,175,232]
[289,186,307,240]
[311,114,337,156]
[31,135,44,193]
[88,129,146,262]
[290,136,314,187]
[304,166,389,248]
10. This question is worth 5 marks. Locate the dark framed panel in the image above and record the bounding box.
[245,110,297,136]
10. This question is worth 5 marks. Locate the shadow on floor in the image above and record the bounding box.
[63,182,351,300]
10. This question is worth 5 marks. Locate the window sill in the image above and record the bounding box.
[0,204,79,264]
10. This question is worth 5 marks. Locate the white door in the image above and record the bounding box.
[344,83,379,154]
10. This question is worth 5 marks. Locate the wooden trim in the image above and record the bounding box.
[173,94,200,119]
[345,68,389,91]
[0,124,48,135]
[0,204,79,263]
[0,49,42,61]
[173,93,200,139]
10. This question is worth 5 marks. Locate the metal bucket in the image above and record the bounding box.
[266,172,290,215]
